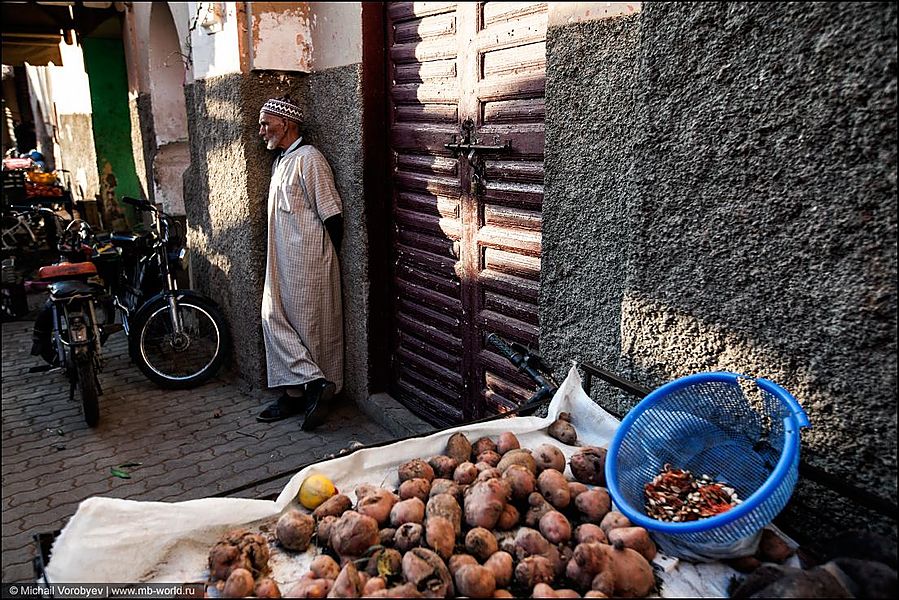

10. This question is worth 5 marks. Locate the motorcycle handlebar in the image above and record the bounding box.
[122,196,157,213]
[486,332,516,360]
[486,333,558,405]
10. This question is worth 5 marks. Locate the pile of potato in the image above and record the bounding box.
[207,415,659,598]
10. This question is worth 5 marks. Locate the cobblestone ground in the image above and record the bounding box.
[1,320,395,583]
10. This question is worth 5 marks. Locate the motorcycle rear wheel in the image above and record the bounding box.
[75,353,100,427]
[130,295,230,389]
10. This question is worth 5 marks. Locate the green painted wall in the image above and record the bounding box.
[82,36,140,230]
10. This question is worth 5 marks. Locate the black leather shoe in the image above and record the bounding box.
[300,379,335,431]
[257,392,309,423]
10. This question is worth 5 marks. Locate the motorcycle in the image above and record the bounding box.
[98,196,232,388]
[32,220,109,426]
[32,197,231,425]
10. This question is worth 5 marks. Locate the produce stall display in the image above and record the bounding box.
[41,368,799,597]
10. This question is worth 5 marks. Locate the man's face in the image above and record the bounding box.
[259,112,287,151]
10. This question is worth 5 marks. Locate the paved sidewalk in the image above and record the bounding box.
[1,319,398,583]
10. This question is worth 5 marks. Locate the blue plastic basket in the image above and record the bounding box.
[605,372,810,559]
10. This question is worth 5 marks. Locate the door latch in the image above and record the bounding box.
[446,118,511,197]
[444,118,511,155]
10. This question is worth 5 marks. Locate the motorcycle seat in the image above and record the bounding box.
[38,262,97,281]
[49,280,105,299]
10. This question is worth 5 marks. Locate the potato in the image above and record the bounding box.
[356,488,399,526]
[316,515,337,548]
[390,497,426,527]
[548,414,578,445]
[537,469,571,510]
[472,436,498,458]
[484,550,514,588]
[592,545,655,597]
[310,554,340,580]
[514,527,551,560]
[446,432,473,464]
[568,481,589,501]
[378,527,396,547]
[394,522,423,553]
[428,455,459,479]
[534,444,566,473]
[724,555,762,573]
[566,541,654,597]
[464,478,509,529]
[453,462,479,485]
[533,582,558,598]
[539,510,572,545]
[254,577,282,598]
[493,590,515,598]
[569,447,607,486]
[367,583,422,598]
[330,563,363,598]
[608,526,657,561]
[399,478,432,502]
[426,516,456,561]
[599,511,632,535]
[362,577,387,595]
[208,529,271,581]
[477,450,502,467]
[286,577,333,598]
[525,491,556,528]
[575,523,608,545]
[575,488,612,523]
[276,510,314,551]
[448,553,479,576]
[401,548,453,598]
[364,548,402,580]
[476,466,503,481]
[757,528,794,563]
[515,555,556,590]
[222,568,255,598]
[426,493,463,536]
[502,464,537,501]
[465,527,499,561]
[554,589,581,598]
[429,478,462,502]
[496,432,520,455]
[496,503,521,530]
[455,563,497,597]
[496,449,537,475]
[399,459,435,483]
[354,484,378,501]
[330,511,379,558]
[313,493,353,520]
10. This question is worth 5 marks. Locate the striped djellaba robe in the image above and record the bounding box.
[261,138,343,393]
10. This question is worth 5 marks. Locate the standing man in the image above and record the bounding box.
[256,96,344,431]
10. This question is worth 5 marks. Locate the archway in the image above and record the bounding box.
[147,2,189,217]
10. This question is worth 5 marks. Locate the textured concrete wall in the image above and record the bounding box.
[304,64,368,402]
[542,15,641,417]
[131,93,155,200]
[183,67,367,400]
[543,2,897,543]
[55,113,100,202]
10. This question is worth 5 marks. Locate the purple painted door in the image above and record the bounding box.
[387,2,547,425]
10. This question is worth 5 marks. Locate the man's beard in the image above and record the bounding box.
[266,132,283,151]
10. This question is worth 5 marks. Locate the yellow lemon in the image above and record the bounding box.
[298,474,337,509]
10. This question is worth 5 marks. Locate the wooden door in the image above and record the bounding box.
[387,2,546,425]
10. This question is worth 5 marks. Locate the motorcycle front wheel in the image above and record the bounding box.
[75,352,100,427]
[130,295,231,389]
